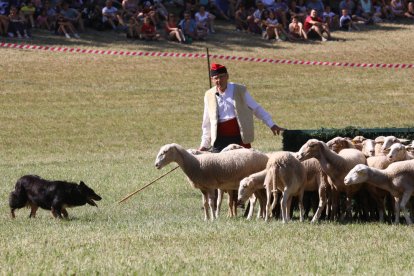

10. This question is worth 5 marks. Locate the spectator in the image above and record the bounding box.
[272,0,288,28]
[339,8,360,30]
[262,9,289,41]
[390,0,406,17]
[306,0,324,17]
[247,0,265,34]
[102,0,125,30]
[121,0,139,19]
[304,8,331,41]
[0,0,9,36]
[20,0,36,28]
[179,11,200,42]
[195,5,215,33]
[126,15,141,38]
[405,1,414,18]
[235,4,248,31]
[61,1,84,32]
[164,12,185,42]
[8,6,30,38]
[323,5,338,29]
[340,0,369,22]
[288,0,306,22]
[140,15,160,40]
[289,15,307,40]
[56,12,80,38]
[356,0,374,22]
[36,8,50,29]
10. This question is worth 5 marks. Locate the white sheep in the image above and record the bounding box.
[344,160,414,224]
[326,137,355,153]
[263,151,306,223]
[380,135,410,153]
[296,139,366,220]
[237,169,268,220]
[387,143,414,162]
[154,143,268,220]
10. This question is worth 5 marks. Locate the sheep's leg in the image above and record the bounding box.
[216,189,223,218]
[269,191,278,218]
[265,188,272,222]
[298,190,305,222]
[227,190,237,217]
[201,191,210,221]
[311,184,327,223]
[394,196,400,224]
[330,189,339,221]
[399,191,413,225]
[208,190,217,220]
[246,194,256,220]
[281,192,289,223]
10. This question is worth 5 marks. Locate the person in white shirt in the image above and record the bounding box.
[195,5,216,34]
[102,0,125,30]
[199,63,285,152]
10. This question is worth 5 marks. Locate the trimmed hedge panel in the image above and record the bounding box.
[282,126,414,152]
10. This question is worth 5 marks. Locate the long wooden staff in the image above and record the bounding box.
[118,165,179,204]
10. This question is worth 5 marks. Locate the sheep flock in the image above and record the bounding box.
[154,135,414,224]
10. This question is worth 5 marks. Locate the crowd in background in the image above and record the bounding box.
[0,0,413,41]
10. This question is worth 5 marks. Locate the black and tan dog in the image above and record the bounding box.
[9,175,102,219]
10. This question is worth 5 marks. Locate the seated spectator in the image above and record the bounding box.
[102,0,125,30]
[304,8,331,41]
[195,5,215,33]
[164,12,185,42]
[289,15,307,40]
[36,8,50,29]
[390,0,405,17]
[140,15,160,40]
[340,0,368,22]
[0,0,9,36]
[272,0,288,28]
[122,0,139,19]
[339,8,360,30]
[20,0,36,28]
[60,1,84,32]
[126,16,141,38]
[142,1,160,29]
[405,1,414,18]
[247,0,265,34]
[306,0,324,17]
[234,4,248,31]
[179,11,205,42]
[288,0,306,22]
[8,6,30,38]
[359,0,374,21]
[262,9,289,41]
[323,5,338,29]
[56,12,80,38]
[371,0,384,22]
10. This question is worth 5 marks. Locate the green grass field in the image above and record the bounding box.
[1,20,414,274]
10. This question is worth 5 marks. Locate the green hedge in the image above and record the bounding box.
[282,126,414,152]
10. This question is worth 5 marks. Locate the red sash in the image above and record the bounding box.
[217,118,251,148]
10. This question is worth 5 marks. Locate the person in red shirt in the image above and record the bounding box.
[140,16,160,40]
[304,9,331,41]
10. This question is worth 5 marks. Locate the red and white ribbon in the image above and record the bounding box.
[1,42,413,69]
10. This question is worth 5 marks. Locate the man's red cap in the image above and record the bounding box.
[210,63,227,76]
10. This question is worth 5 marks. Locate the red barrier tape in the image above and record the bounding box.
[1,42,413,69]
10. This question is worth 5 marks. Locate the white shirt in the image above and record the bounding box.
[200,82,276,148]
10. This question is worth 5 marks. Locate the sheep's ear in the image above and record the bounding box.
[398,138,410,145]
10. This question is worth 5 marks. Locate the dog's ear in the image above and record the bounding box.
[79,181,86,187]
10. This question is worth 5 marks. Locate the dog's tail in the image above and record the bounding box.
[9,179,28,218]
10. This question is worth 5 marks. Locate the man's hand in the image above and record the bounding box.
[198,146,209,151]
[271,125,286,135]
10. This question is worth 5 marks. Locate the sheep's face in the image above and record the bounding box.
[296,139,321,161]
[237,177,255,206]
[344,164,369,185]
[155,145,174,169]
[327,137,348,153]
[387,143,405,162]
[362,140,375,157]
[381,136,398,153]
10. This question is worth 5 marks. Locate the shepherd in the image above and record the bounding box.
[198,63,286,153]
